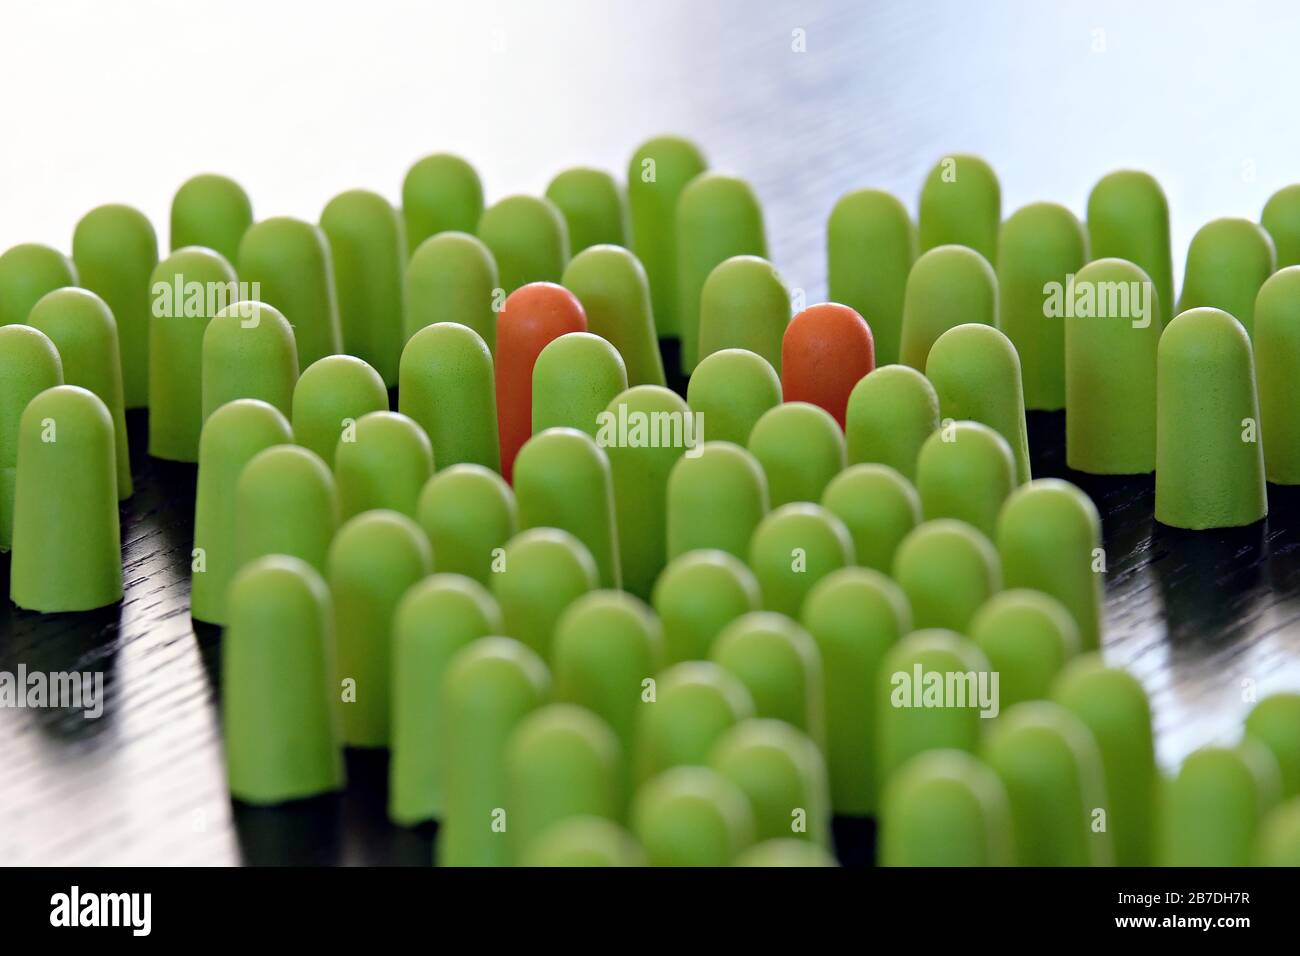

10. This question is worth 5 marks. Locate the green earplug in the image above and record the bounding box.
[0,243,77,327]
[320,189,406,385]
[292,355,388,465]
[0,325,61,551]
[801,567,910,815]
[416,464,516,586]
[1176,218,1276,337]
[190,399,292,624]
[389,574,501,824]
[401,153,484,255]
[9,385,122,611]
[562,245,665,387]
[1155,307,1267,529]
[1256,798,1300,866]
[667,441,768,561]
[710,718,830,847]
[676,173,767,373]
[1160,741,1282,867]
[821,463,920,572]
[996,479,1104,650]
[1253,268,1300,484]
[1261,183,1300,268]
[1052,654,1157,866]
[635,661,755,782]
[27,288,131,497]
[997,203,1087,411]
[545,168,627,254]
[918,153,1000,262]
[747,402,845,507]
[477,195,569,293]
[72,204,158,408]
[981,701,1112,866]
[1245,693,1300,799]
[827,188,917,366]
[200,299,298,424]
[686,347,781,446]
[170,173,253,263]
[506,703,622,858]
[915,420,1016,538]
[236,217,341,369]
[1087,170,1174,327]
[651,550,761,664]
[733,839,837,867]
[633,766,754,866]
[234,443,338,577]
[697,255,789,374]
[844,364,939,481]
[748,503,854,618]
[398,321,499,471]
[970,589,1078,710]
[879,749,1014,866]
[899,244,998,371]
[437,637,550,867]
[222,555,342,804]
[403,233,498,351]
[875,630,995,801]
[492,528,598,659]
[602,385,693,599]
[1064,257,1160,474]
[328,510,431,748]
[710,611,825,747]
[626,135,708,338]
[892,520,1000,632]
[521,816,645,867]
[333,410,432,520]
[148,246,238,462]
[553,590,663,804]
[532,332,627,436]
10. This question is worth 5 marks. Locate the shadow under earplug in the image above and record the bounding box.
[1150,520,1267,649]
[232,791,344,866]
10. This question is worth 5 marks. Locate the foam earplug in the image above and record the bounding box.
[1256,799,1300,866]
[1087,170,1173,326]
[748,502,854,617]
[404,233,499,352]
[320,189,406,385]
[236,217,341,369]
[996,479,1103,651]
[676,173,767,373]
[1245,693,1300,799]
[827,188,916,366]
[635,661,755,782]
[926,323,1031,484]
[626,135,708,338]
[1159,742,1282,867]
[1176,218,1276,337]
[292,354,388,465]
[389,573,501,825]
[545,168,628,253]
[233,444,338,577]
[667,441,768,561]
[399,321,499,471]
[72,204,158,408]
[918,154,1000,262]
[747,402,845,507]
[521,816,645,867]
[416,464,517,586]
[1064,257,1159,474]
[801,567,909,815]
[190,400,292,624]
[892,520,1000,632]
[997,203,1087,411]
[970,589,1078,709]
[0,325,61,551]
[201,301,298,421]
[170,173,253,263]
[437,637,550,867]
[633,766,754,866]
[844,364,939,480]
[0,243,78,327]
[222,555,342,804]
[652,550,761,664]
[328,510,432,748]
[532,332,627,436]
[710,611,825,746]
[333,410,433,520]
[1155,307,1267,529]
[492,528,598,659]
[563,245,666,387]
[781,302,875,427]
[696,255,789,374]
[733,839,837,867]
[1252,268,1300,484]
[899,244,997,370]
[477,195,569,293]
[401,153,484,255]
[9,386,122,611]
[27,288,132,497]
[1262,183,1300,268]
[916,420,1016,537]
[686,347,781,446]
[822,463,920,572]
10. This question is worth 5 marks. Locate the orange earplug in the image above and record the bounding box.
[781,303,875,428]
